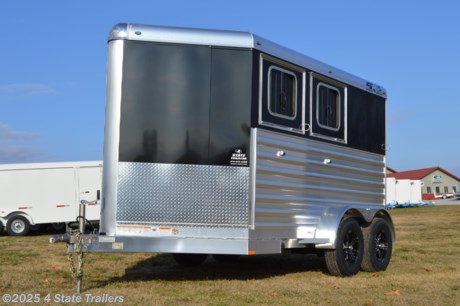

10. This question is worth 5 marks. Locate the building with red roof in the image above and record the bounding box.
[387,167,460,200]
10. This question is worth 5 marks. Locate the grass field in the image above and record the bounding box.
[0,205,459,305]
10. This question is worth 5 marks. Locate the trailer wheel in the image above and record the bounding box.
[29,224,41,232]
[173,253,208,267]
[0,222,4,234]
[6,215,30,236]
[325,218,364,277]
[361,218,393,272]
[51,222,66,232]
[212,254,241,264]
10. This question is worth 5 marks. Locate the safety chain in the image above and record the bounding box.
[67,230,87,281]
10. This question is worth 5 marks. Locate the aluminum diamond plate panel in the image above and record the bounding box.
[117,162,249,227]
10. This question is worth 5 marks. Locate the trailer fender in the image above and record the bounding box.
[4,212,35,226]
[314,206,388,249]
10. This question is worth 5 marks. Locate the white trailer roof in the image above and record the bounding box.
[0,161,102,171]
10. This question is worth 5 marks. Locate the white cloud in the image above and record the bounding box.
[0,124,43,163]
[0,83,55,96]
[0,124,39,140]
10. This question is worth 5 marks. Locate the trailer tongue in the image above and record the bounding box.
[51,23,394,293]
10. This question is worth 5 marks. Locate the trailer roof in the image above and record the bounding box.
[109,23,386,98]
[0,161,102,171]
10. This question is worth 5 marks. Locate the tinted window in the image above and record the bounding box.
[310,74,346,142]
[269,67,296,118]
[317,83,340,130]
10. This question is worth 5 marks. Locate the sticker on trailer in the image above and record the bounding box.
[116,225,152,235]
[152,227,179,236]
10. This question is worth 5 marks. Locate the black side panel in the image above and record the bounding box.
[209,48,252,165]
[347,87,386,154]
[119,41,252,166]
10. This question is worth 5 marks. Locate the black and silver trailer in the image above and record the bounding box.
[56,23,394,280]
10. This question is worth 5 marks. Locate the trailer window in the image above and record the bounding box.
[317,83,340,130]
[268,67,296,118]
[310,73,346,143]
[427,186,432,193]
[259,54,305,133]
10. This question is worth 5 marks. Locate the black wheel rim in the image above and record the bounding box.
[374,230,389,262]
[343,229,360,265]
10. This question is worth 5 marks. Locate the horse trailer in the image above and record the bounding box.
[0,161,102,236]
[58,23,395,278]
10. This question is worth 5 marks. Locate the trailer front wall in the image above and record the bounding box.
[112,41,254,234]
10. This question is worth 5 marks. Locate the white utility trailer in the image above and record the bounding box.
[386,177,423,206]
[0,161,102,236]
[54,23,395,282]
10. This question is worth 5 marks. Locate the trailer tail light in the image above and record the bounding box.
[56,204,70,208]
[18,206,32,210]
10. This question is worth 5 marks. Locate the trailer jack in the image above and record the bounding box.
[49,201,94,294]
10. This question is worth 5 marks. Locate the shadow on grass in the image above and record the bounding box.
[90,253,328,289]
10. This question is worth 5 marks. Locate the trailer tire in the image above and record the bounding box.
[173,253,208,267]
[29,224,41,232]
[6,215,30,236]
[361,218,393,272]
[212,254,241,264]
[51,222,66,232]
[0,222,4,234]
[325,218,364,277]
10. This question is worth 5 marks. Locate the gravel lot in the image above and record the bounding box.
[429,197,460,205]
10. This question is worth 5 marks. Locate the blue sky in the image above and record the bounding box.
[1,1,459,176]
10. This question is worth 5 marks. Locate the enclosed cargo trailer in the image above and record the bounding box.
[59,24,394,278]
[0,161,102,235]
[386,177,423,207]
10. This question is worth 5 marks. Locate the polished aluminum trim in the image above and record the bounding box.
[109,23,254,48]
[100,40,124,235]
[249,128,258,230]
[108,23,386,97]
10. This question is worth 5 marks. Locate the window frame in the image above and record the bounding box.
[316,82,341,132]
[309,72,347,143]
[258,53,306,134]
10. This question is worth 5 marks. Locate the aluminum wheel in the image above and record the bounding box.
[362,218,393,272]
[6,215,30,236]
[325,218,364,276]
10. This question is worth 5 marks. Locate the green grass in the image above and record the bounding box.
[0,205,459,305]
